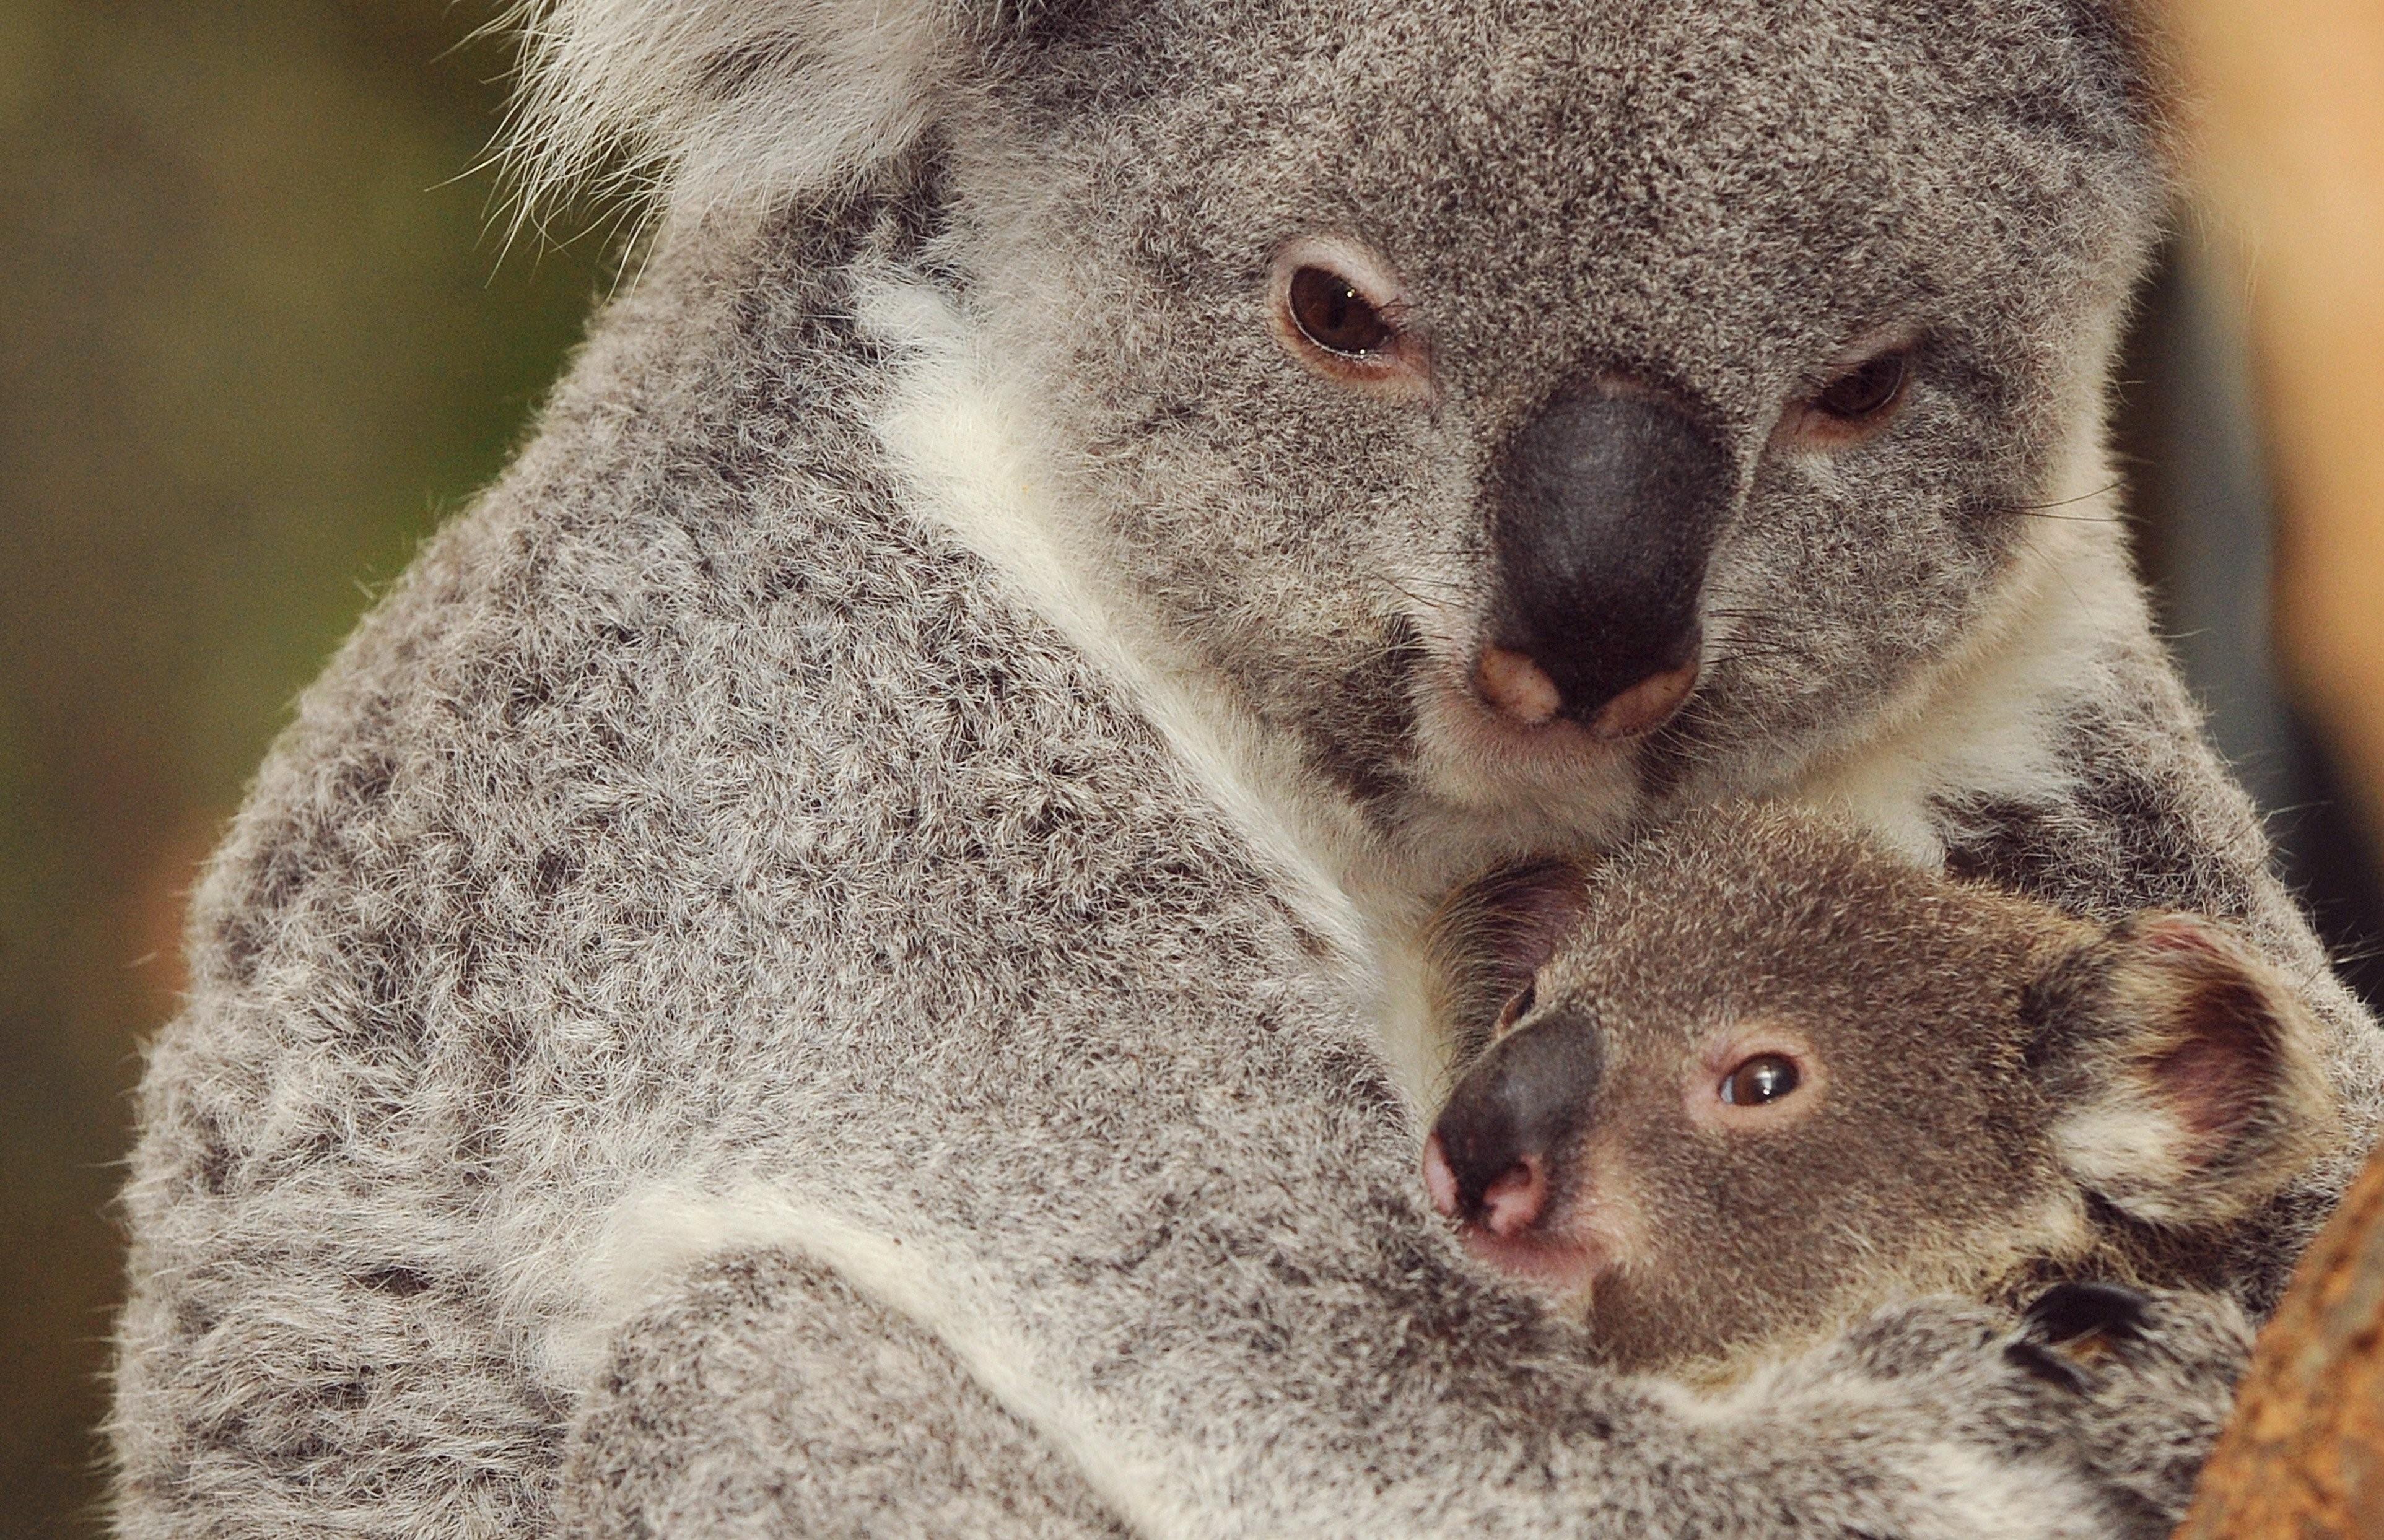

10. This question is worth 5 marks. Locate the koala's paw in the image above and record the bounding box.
[1767,1292,2242,1540]
[2004,1282,2154,1394]
[2010,1285,2253,1530]
[1743,1300,2123,1540]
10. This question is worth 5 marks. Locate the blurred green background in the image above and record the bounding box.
[0,5,2376,1536]
[0,2,601,1529]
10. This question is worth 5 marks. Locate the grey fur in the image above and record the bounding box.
[554,1248,2253,1539]
[113,1,2379,1535]
[559,1249,1135,1539]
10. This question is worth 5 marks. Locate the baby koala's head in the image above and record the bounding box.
[1421,805,2339,1378]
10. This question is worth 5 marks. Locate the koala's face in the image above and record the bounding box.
[1439,946,2065,1373]
[1431,851,2077,1371]
[1422,810,2334,1376]
[958,1,2162,848]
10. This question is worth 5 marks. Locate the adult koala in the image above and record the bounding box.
[112,0,2381,1536]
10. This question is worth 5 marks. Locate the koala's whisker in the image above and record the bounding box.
[2012,479,2126,511]
[1378,571,1473,598]
[1994,481,2128,523]
[1373,575,1467,616]
[1701,624,1824,666]
[1706,636,1818,660]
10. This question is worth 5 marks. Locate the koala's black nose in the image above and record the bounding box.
[1482,389,1733,737]
[1424,1012,1602,1237]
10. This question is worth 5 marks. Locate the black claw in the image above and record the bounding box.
[2023,1281,2151,1346]
[2002,1339,2095,1395]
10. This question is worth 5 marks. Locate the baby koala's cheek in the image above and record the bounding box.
[1539,1135,1654,1287]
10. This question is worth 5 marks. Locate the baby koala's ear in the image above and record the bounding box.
[2035,913,2338,1229]
[1427,859,1591,1064]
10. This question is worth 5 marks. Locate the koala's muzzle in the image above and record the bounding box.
[1424,1012,1601,1238]
[1484,390,1732,737]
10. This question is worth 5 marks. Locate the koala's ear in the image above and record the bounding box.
[2060,0,2175,102]
[1425,860,1590,1066]
[2038,913,2338,1229]
[505,0,1035,220]
[2022,0,2183,172]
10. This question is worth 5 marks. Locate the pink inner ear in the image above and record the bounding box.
[2136,914,2232,960]
[2141,939,2282,1155]
[2150,1030,2261,1147]
[2113,913,2280,1155]
[1483,863,1592,973]
[1464,861,1592,1032]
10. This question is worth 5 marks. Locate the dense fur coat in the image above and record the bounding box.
[113,1,2382,1534]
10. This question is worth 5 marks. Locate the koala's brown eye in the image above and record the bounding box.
[1495,981,1537,1033]
[1719,1053,1801,1107]
[1809,350,1910,427]
[1268,238,1431,401]
[1286,266,1392,355]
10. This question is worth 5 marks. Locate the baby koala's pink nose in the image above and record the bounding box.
[1427,1014,1599,1241]
[1423,1133,1552,1237]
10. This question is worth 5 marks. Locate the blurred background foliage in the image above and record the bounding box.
[0,3,2376,1536]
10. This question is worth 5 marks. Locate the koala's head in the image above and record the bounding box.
[512,1,2172,855]
[1420,807,2336,1378]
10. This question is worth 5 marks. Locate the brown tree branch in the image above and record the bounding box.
[2173,1146,2384,1538]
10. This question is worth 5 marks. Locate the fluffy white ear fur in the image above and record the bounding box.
[502,0,979,218]
[2049,915,2341,1229]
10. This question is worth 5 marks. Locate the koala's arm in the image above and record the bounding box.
[559,1221,2241,1540]
[559,1248,1132,1540]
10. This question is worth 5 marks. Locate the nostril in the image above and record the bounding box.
[1476,644,1698,739]
[1477,645,1563,726]
[1476,1154,1549,1237]
[1426,1131,1552,1236]
[1584,658,1698,741]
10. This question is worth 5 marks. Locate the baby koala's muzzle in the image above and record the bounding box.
[1425,1012,1602,1238]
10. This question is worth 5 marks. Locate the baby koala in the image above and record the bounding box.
[1421,804,2341,1380]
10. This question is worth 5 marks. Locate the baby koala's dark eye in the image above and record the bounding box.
[1719,1053,1801,1107]
[1495,981,1537,1033]
[1809,349,1910,426]
[1286,266,1392,355]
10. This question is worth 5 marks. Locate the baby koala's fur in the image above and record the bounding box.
[1427,805,2344,1382]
